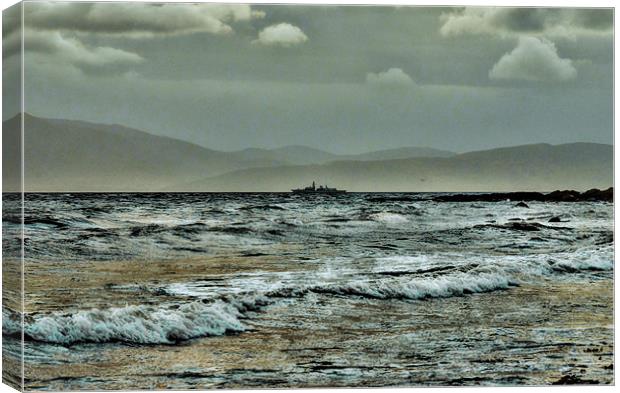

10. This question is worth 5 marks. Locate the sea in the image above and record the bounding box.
[1,192,614,390]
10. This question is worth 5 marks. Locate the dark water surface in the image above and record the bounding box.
[2,193,614,389]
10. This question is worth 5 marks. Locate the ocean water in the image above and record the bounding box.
[1,192,614,389]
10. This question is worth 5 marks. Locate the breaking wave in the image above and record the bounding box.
[371,212,408,225]
[3,300,255,345]
[262,266,521,302]
[2,309,22,337]
[4,245,612,346]
[309,272,518,300]
[2,270,519,346]
[546,246,614,273]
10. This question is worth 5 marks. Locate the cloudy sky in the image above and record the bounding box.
[3,2,613,153]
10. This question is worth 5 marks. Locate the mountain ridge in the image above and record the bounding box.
[2,114,613,192]
[15,114,455,161]
[172,142,612,192]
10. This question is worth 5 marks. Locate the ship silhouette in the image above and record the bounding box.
[291,181,346,194]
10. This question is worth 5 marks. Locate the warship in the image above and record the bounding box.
[291,181,346,194]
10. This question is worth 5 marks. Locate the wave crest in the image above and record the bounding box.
[371,212,408,224]
[5,301,247,345]
[5,247,610,346]
[312,272,518,300]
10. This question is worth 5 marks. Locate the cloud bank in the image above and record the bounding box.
[4,29,144,75]
[23,2,262,37]
[440,7,612,39]
[489,36,577,82]
[6,2,266,75]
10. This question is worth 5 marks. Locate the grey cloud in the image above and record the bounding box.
[2,3,21,37]
[490,8,550,32]
[24,2,261,37]
[6,29,144,75]
[10,2,263,76]
[572,9,614,30]
[489,36,577,82]
[440,7,612,38]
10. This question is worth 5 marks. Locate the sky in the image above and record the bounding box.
[2,2,614,154]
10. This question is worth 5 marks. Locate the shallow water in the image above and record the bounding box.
[2,193,614,389]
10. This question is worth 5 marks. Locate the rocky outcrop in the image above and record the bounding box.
[434,188,613,203]
[581,187,614,201]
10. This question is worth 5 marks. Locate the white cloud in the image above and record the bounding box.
[489,36,577,82]
[366,68,414,86]
[253,23,308,47]
[23,2,263,37]
[440,7,612,39]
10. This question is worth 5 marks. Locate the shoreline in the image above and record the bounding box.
[8,279,613,389]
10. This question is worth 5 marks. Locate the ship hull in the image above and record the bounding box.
[291,190,347,194]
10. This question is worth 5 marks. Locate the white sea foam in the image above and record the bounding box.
[371,212,408,225]
[2,309,22,336]
[312,271,517,300]
[546,246,614,273]
[15,301,246,345]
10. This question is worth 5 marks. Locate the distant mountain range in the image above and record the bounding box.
[2,114,613,192]
[174,142,612,192]
[232,145,454,166]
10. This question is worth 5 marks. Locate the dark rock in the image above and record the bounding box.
[507,222,542,231]
[582,187,613,202]
[552,374,599,385]
[546,190,581,202]
[548,216,562,223]
[434,187,613,203]
[582,188,601,198]
[475,222,541,231]
[515,202,529,208]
